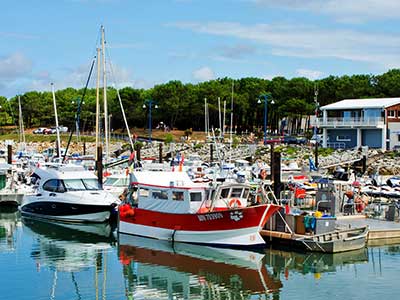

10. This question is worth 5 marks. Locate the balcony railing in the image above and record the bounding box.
[313,117,384,128]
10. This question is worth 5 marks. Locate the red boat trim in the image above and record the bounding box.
[120,204,281,232]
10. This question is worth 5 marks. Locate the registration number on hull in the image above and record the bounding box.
[197,212,223,222]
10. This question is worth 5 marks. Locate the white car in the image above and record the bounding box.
[33,127,48,134]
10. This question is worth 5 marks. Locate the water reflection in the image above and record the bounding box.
[0,206,20,252]
[119,234,282,299]
[264,247,368,281]
[1,209,395,300]
[22,217,116,272]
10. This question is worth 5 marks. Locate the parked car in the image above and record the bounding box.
[33,127,48,134]
[58,126,68,133]
[265,137,283,144]
[282,136,298,144]
[43,128,55,134]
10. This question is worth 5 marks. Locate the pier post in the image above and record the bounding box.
[362,155,367,174]
[96,145,103,188]
[210,144,214,162]
[315,142,319,169]
[159,143,163,163]
[83,142,86,156]
[7,144,12,165]
[273,151,282,199]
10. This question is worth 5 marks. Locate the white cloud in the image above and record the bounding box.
[0,52,32,80]
[171,21,400,69]
[295,69,323,80]
[251,0,400,22]
[193,66,214,81]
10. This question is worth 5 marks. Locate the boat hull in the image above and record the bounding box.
[20,201,114,223]
[119,204,281,247]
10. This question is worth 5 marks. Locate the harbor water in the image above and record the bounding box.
[1,207,399,300]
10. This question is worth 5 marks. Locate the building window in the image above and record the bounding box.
[388,110,396,118]
[336,135,351,142]
[397,111,400,118]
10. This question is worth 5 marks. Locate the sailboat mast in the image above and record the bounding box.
[101,25,109,163]
[223,100,226,139]
[95,47,101,159]
[218,97,221,138]
[230,81,234,144]
[51,83,61,158]
[18,95,26,147]
[204,98,208,139]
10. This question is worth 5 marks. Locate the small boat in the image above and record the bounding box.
[19,164,120,223]
[296,226,369,253]
[118,171,282,247]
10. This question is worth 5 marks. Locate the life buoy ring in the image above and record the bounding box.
[229,198,242,208]
[260,169,267,180]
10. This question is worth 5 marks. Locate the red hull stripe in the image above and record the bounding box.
[120,204,281,231]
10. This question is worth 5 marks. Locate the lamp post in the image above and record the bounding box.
[258,94,274,145]
[143,99,158,143]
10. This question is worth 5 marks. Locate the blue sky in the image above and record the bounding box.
[1,0,400,97]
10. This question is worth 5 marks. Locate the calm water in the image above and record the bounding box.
[1,207,400,300]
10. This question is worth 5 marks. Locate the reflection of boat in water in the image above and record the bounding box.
[265,247,368,277]
[22,217,115,272]
[118,234,282,298]
[0,206,20,252]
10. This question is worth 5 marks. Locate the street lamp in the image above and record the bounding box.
[143,99,158,143]
[258,94,275,145]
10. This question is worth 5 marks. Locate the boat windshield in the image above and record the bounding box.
[63,179,101,191]
[104,177,129,187]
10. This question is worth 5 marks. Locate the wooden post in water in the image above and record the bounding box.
[7,144,12,165]
[159,143,163,163]
[273,150,282,199]
[83,142,86,156]
[210,144,214,162]
[96,145,103,188]
[362,155,367,174]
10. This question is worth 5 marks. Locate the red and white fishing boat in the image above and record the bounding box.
[118,171,281,247]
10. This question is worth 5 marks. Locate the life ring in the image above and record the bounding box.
[229,198,242,208]
[260,169,267,180]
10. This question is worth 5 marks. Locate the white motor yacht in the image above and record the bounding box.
[19,164,120,222]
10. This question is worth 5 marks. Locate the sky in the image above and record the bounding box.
[1,0,400,98]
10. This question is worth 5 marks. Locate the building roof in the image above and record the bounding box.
[321,98,400,110]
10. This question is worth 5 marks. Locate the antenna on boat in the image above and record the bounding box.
[51,83,61,158]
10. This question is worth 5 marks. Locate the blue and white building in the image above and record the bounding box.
[317,98,400,150]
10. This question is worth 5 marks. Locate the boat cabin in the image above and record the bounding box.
[130,171,251,214]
